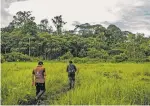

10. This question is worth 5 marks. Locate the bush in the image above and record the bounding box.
[148,56,150,61]
[73,57,107,63]
[87,48,109,59]
[73,57,89,63]
[112,53,128,62]
[60,51,73,60]
[145,56,150,62]
[108,49,124,55]
[3,52,35,62]
[1,55,6,63]
[78,49,87,58]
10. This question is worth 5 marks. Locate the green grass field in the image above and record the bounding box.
[1,62,150,105]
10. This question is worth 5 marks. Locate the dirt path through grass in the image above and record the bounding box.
[19,77,81,105]
[18,84,70,105]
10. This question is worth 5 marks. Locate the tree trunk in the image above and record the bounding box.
[5,48,7,54]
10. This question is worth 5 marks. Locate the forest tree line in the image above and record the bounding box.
[1,11,150,62]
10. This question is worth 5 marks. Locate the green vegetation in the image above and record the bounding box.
[1,11,150,105]
[1,11,150,62]
[1,62,67,105]
[1,62,150,105]
[2,52,40,62]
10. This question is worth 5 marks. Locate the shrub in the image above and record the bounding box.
[87,48,109,59]
[60,51,73,60]
[73,57,89,63]
[108,49,124,55]
[1,55,6,63]
[145,56,150,62]
[3,52,33,62]
[78,49,87,58]
[112,53,128,62]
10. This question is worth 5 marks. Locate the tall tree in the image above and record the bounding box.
[12,11,35,28]
[38,19,53,33]
[105,24,124,47]
[52,15,67,35]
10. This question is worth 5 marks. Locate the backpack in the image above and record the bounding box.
[68,64,76,73]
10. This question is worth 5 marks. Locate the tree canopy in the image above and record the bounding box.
[1,11,150,62]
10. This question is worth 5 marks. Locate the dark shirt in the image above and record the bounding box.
[67,64,77,73]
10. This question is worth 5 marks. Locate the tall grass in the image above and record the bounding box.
[1,62,150,105]
[1,62,68,105]
[52,63,150,105]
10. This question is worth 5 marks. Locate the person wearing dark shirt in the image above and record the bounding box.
[66,61,77,89]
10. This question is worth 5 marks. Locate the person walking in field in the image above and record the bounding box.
[32,61,46,100]
[66,60,77,89]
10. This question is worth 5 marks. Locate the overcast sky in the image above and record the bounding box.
[1,0,150,36]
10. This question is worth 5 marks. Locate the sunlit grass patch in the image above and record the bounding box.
[1,62,150,105]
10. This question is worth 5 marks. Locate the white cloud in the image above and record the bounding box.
[1,0,28,27]
[133,29,150,36]
[7,0,120,28]
[2,0,150,36]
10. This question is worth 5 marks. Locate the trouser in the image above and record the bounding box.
[68,73,75,88]
[35,83,45,99]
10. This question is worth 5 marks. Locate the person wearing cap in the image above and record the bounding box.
[32,61,46,100]
[66,60,77,89]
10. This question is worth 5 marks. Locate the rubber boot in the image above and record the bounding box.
[35,90,45,100]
